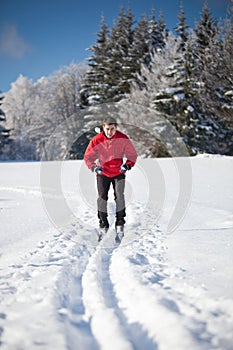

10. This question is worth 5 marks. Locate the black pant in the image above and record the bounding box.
[96,173,126,222]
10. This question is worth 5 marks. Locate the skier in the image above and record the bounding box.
[84,117,137,239]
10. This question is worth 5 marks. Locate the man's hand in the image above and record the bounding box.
[120,163,131,172]
[92,165,103,175]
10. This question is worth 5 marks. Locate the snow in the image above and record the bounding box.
[185,105,195,113]
[224,90,233,97]
[0,156,233,350]
[173,93,185,101]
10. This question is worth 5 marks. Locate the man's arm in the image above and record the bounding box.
[124,137,137,169]
[84,139,97,170]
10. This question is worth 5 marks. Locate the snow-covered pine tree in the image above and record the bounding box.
[105,6,135,101]
[220,11,233,136]
[81,6,170,106]
[194,4,219,73]
[171,6,204,146]
[195,9,233,154]
[186,4,233,155]
[175,4,189,52]
[156,11,168,50]
[80,16,110,106]
[129,13,150,72]
[130,9,169,71]
[150,32,197,147]
[148,8,167,54]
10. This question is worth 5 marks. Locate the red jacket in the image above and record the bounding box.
[84,130,137,177]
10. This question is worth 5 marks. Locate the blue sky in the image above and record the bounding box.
[0,0,230,92]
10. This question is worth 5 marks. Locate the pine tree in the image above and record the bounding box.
[148,9,161,53]
[195,4,219,49]
[175,4,189,51]
[194,3,220,75]
[129,13,150,71]
[195,12,233,154]
[147,9,168,53]
[204,12,233,124]
[188,4,233,154]
[106,6,135,101]
[151,34,194,140]
[125,22,232,156]
[184,4,219,95]
[80,16,111,106]
[81,6,169,105]
[156,11,168,50]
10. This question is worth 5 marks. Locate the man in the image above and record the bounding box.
[84,117,137,237]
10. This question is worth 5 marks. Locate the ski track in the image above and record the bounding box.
[110,223,233,350]
[66,204,233,350]
[0,195,233,349]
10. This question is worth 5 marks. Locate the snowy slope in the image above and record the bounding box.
[0,156,232,350]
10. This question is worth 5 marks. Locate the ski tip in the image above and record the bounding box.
[115,233,124,243]
[96,227,109,242]
[115,236,120,243]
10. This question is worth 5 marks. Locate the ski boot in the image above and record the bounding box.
[98,219,109,242]
[115,219,125,243]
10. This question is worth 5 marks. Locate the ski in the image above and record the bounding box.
[97,227,108,242]
[115,225,124,243]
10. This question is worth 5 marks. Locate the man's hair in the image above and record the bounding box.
[103,117,118,126]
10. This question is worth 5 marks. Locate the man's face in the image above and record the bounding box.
[103,123,117,139]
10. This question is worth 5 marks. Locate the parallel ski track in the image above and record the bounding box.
[69,206,165,349]
[110,227,200,350]
[81,231,133,350]
[81,227,157,350]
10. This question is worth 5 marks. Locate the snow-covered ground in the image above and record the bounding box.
[0,156,232,350]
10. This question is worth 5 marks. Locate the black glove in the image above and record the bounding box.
[120,163,131,172]
[92,165,103,174]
